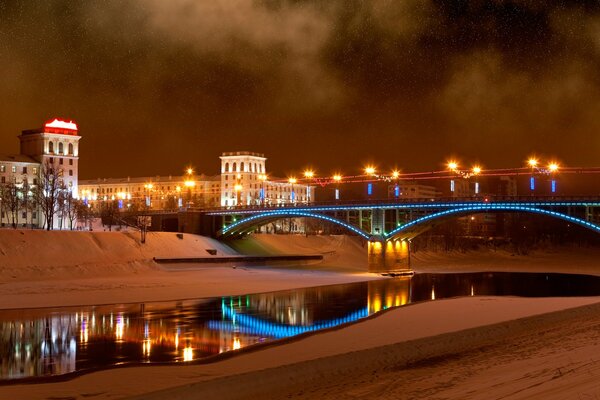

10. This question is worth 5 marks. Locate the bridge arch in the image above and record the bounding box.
[219,211,371,239]
[385,205,600,241]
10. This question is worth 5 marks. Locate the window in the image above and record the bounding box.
[33,167,37,174]
[69,170,73,176]
[32,212,36,219]
[49,157,54,164]
[22,166,27,174]
[1,177,4,183]
[241,162,245,172]
[48,142,54,153]
[11,166,16,173]
[22,212,26,219]
[33,178,37,185]
[0,165,4,172]
[68,143,74,155]
[59,159,63,165]
[225,162,229,172]
[233,162,237,172]
[58,142,64,154]
[69,159,73,166]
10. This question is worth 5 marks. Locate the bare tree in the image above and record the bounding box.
[35,161,64,230]
[0,182,22,229]
[61,191,79,230]
[75,200,94,230]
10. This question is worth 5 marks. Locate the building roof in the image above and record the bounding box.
[79,174,220,185]
[0,154,39,164]
[220,151,265,158]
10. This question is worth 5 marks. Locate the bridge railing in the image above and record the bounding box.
[196,195,600,214]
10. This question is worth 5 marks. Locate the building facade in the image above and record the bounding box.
[79,174,221,210]
[220,151,312,207]
[0,118,81,229]
[80,151,313,212]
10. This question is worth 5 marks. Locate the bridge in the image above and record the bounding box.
[203,196,600,272]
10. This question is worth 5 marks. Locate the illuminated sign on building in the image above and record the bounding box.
[45,119,78,131]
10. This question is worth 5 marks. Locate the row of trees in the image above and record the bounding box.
[0,162,87,230]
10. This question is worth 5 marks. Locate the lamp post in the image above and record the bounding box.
[303,170,314,204]
[258,174,267,206]
[288,177,297,205]
[234,183,242,207]
[364,166,376,198]
[391,170,400,198]
[527,158,538,196]
[447,161,459,196]
[333,174,342,201]
[472,165,482,196]
[548,162,559,195]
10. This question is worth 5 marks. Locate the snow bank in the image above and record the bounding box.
[0,230,236,281]
[226,234,368,271]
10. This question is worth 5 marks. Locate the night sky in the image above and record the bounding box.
[1,1,600,179]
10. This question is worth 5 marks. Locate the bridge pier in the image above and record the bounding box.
[368,237,411,273]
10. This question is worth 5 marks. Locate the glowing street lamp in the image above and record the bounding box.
[186,167,194,176]
[548,162,559,194]
[391,170,400,179]
[527,158,538,168]
[303,170,314,179]
[472,166,482,195]
[447,161,459,172]
[447,161,459,195]
[288,177,297,204]
[234,183,243,207]
[548,162,559,173]
[258,174,267,206]
[364,166,376,176]
[333,174,342,201]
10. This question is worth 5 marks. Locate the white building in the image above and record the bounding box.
[0,118,81,229]
[79,174,221,210]
[220,151,312,207]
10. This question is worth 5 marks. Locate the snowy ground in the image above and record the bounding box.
[2,231,600,399]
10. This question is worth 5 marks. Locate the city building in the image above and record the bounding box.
[387,182,439,199]
[78,174,221,210]
[220,151,312,207]
[0,118,81,229]
[80,151,313,211]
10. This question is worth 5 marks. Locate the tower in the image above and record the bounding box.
[19,118,81,198]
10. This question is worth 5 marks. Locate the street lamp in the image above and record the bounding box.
[258,174,267,206]
[548,162,559,194]
[447,160,459,194]
[391,170,400,198]
[333,174,342,201]
[472,165,482,195]
[234,183,243,206]
[288,177,297,204]
[303,170,314,203]
[527,157,538,195]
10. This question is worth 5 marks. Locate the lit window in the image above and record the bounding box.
[11,166,16,173]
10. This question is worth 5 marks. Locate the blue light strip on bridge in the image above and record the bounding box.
[221,210,371,239]
[208,201,600,216]
[385,205,600,240]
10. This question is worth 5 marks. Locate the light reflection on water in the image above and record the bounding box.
[2,271,600,381]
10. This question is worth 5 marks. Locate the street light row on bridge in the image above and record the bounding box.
[280,157,563,186]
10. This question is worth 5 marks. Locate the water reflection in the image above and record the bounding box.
[2,271,600,381]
